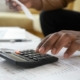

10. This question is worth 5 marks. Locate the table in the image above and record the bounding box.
[0,27,80,80]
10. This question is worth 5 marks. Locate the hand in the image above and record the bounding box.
[5,0,33,11]
[36,30,80,58]
[5,0,21,11]
[5,0,42,11]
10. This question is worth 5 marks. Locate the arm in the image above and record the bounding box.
[34,0,75,11]
[6,0,75,11]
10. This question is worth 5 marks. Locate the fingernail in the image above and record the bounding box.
[52,48,56,54]
[39,47,45,53]
[64,53,68,58]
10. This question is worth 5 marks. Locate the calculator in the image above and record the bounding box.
[0,48,58,68]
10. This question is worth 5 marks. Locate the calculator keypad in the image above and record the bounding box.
[0,48,58,68]
[15,49,52,61]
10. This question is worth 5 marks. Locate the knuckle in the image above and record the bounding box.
[61,30,66,32]
[73,41,80,47]
[67,41,80,54]
[64,33,71,38]
[64,33,72,40]
[54,32,61,37]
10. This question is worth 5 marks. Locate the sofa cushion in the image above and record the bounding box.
[0,12,33,30]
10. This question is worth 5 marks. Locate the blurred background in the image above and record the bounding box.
[0,0,80,38]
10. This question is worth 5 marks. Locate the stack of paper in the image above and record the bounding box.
[0,27,27,41]
[0,42,80,80]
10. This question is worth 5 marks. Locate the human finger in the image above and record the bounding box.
[64,40,80,58]
[9,1,21,11]
[38,32,62,54]
[51,33,76,54]
[36,34,51,53]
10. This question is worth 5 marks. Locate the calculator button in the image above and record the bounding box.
[29,50,34,52]
[21,51,27,53]
[32,55,37,58]
[20,51,24,53]
[35,54,41,56]
[0,51,2,53]
[28,54,32,56]
[27,51,32,54]
[27,50,34,53]
[5,52,12,54]
[32,54,37,56]
[20,53,25,55]
[23,51,27,55]
[24,55,28,57]
[28,55,33,59]
[33,58,38,61]
[38,57,43,60]
[26,50,31,52]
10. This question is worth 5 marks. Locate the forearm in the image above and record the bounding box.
[32,0,43,10]
[32,0,75,11]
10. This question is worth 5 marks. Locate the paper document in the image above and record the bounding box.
[0,27,41,42]
[0,42,80,80]
[13,0,34,20]
[0,27,27,40]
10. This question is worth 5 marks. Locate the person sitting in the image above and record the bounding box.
[6,0,80,58]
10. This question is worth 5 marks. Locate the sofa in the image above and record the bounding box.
[0,0,80,35]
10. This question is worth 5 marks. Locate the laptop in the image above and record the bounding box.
[0,27,27,41]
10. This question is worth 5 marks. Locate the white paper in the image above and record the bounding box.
[0,27,41,42]
[0,27,27,40]
[0,42,80,80]
[13,0,34,20]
